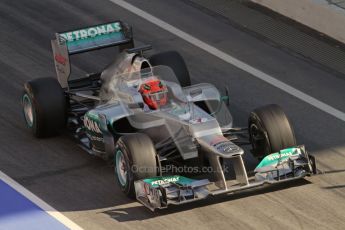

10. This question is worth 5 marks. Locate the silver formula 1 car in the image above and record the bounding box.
[22,21,317,211]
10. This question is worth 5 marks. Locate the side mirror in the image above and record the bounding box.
[222,86,230,106]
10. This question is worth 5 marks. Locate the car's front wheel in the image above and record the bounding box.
[248,104,296,158]
[114,133,158,198]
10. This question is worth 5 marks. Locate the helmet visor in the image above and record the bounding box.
[149,91,166,101]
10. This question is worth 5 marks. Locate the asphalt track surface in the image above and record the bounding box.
[0,0,344,229]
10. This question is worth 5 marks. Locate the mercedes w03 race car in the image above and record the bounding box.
[22,21,317,211]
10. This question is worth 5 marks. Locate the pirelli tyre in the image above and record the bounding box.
[248,104,296,158]
[149,51,191,87]
[114,133,157,198]
[22,77,66,138]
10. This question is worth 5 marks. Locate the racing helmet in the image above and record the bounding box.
[139,78,168,110]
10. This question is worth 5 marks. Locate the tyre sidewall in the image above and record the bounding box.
[249,112,271,157]
[22,92,38,133]
[249,104,296,157]
[114,139,135,197]
[23,85,43,137]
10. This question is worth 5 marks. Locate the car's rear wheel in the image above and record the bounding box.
[248,104,296,158]
[114,133,158,198]
[149,51,191,87]
[22,77,67,138]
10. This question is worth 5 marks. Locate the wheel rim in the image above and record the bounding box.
[250,123,263,150]
[115,150,127,186]
[22,94,34,128]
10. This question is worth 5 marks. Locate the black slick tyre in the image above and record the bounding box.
[248,104,296,158]
[114,133,157,198]
[149,51,191,87]
[22,77,66,138]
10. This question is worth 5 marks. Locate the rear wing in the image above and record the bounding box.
[51,21,134,88]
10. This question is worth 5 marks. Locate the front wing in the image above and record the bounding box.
[134,146,316,211]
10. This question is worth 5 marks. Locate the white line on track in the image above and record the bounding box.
[109,0,345,122]
[0,171,84,230]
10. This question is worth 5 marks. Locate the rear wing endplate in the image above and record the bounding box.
[51,21,134,88]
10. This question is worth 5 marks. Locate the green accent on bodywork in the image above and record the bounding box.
[143,175,195,188]
[65,32,124,47]
[84,112,102,135]
[256,147,300,169]
[85,112,100,121]
[220,96,229,101]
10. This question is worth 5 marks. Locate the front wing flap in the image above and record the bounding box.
[254,145,316,181]
[135,175,210,211]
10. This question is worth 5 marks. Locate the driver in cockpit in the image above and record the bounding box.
[138,77,191,120]
[138,77,168,110]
